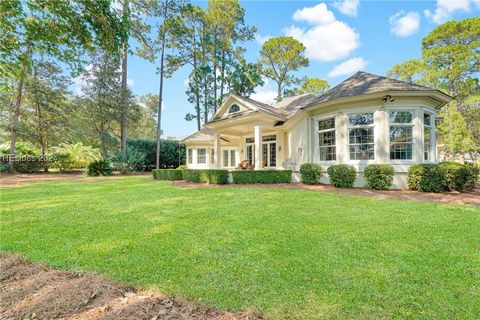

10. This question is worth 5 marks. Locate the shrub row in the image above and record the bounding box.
[232,170,292,184]
[152,169,184,180]
[300,163,395,190]
[408,162,479,192]
[183,169,229,184]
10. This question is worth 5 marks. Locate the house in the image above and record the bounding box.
[182,71,451,188]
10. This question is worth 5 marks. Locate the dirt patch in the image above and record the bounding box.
[0,253,262,320]
[171,181,480,206]
[0,172,150,188]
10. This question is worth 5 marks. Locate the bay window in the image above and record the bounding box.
[389,111,413,160]
[317,117,336,161]
[349,113,374,160]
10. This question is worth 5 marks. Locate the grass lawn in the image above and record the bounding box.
[1,176,479,319]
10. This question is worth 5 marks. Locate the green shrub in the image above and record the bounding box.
[300,163,323,184]
[438,162,479,192]
[182,169,228,184]
[110,150,146,174]
[126,139,185,170]
[152,169,184,180]
[407,164,446,193]
[232,170,292,184]
[364,164,395,190]
[176,165,188,170]
[232,170,256,184]
[327,164,356,188]
[51,143,101,172]
[86,160,113,177]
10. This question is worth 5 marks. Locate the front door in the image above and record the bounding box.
[262,142,276,167]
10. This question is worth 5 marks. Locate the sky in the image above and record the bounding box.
[78,0,480,139]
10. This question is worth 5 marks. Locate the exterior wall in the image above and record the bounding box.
[285,117,309,173]
[302,96,439,189]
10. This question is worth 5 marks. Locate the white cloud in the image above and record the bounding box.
[389,10,420,37]
[424,0,477,24]
[284,3,360,62]
[293,3,335,25]
[328,57,367,78]
[333,0,360,17]
[255,34,271,45]
[251,78,277,104]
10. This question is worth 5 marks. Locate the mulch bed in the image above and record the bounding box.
[171,181,480,206]
[0,253,262,320]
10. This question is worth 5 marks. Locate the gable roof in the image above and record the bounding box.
[305,71,448,107]
[272,93,317,117]
[180,129,230,143]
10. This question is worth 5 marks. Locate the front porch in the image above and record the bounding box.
[185,123,288,171]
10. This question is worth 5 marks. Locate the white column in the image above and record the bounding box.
[413,109,423,163]
[375,108,388,163]
[213,133,221,168]
[254,125,262,170]
[336,112,348,163]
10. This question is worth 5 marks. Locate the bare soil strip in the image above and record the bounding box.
[172,181,480,206]
[0,253,262,320]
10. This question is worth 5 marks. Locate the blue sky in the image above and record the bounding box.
[111,0,480,138]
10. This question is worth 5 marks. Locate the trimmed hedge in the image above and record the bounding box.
[364,164,395,190]
[232,170,292,184]
[183,169,229,184]
[153,169,184,180]
[408,162,479,192]
[300,163,323,184]
[327,164,356,188]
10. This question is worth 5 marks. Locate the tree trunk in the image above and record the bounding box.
[277,81,282,102]
[193,56,201,131]
[219,49,226,101]
[156,0,168,169]
[8,77,26,173]
[201,27,208,125]
[120,0,129,154]
[213,36,218,112]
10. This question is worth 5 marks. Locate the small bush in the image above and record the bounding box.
[438,162,479,192]
[176,165,187,170]
[153,169,184,180]
[407,164,446,193]
[232,170,292,184]
[86,160,113,177]
[110,150,146,174]
[300,163,323,184]
[364,164,395,190]
[182,169,228,184]
[327,164,356,188]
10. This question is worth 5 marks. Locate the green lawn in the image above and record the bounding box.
[1,176,479,319]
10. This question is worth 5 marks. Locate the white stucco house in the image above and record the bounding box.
[182,72,451,188]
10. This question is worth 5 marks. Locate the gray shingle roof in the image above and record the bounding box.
[306,71,437,107]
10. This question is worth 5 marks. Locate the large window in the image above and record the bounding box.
[317,118,336,161]
[349,113,374,160]
[424,113,432,161]
[187,149,193,164]
[389,111,413,160]
[223,149,236,167]
[197,148,207,164]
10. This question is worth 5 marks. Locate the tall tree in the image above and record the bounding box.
[137,0,184,169]
[77,52,123,157]
[387,59,427,84]
[462,96,480,161]
[21,60,71,171]
[1,0,124,172]
[258,36,309,101]
[438,102,475,161]
[298,78,330,96]
[226,61,264,97]
[422,17,480,107]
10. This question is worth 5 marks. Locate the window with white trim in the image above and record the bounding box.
[424,113,432,161]
[389,111,413,160]
[197,148,207,164]
[317,117,336,161]
[348,113,374,160]
[223,149,236,167]
[187,149,193,164]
